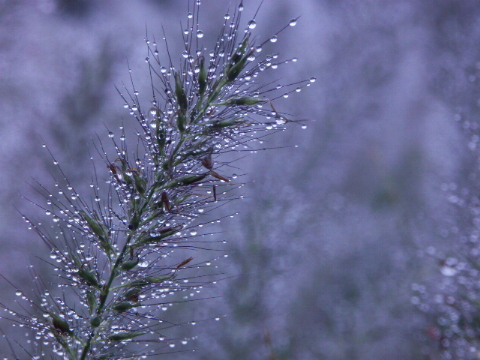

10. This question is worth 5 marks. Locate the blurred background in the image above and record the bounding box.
[1,0,479,358]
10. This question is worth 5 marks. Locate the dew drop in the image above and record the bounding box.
[169,343,176,348]
[108,132,114,138]
[15,290,22,297]
[196,30,204,38]
[310,77,316,83]
[269,35,278,43]
[190,230,197,236]
[301,125,307,129]
[247,20,257,29]
[289,19,297,26]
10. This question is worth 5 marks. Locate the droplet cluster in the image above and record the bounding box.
[3,1,314,358]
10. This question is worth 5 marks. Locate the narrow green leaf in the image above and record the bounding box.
[108,331,146,342]
[198,57,207,96]
[78,268,99,287]
[49,313,73,336]
[113,302,139,313]
[121,257,139,271]
[175,73,188,111]
[133,172,146,195]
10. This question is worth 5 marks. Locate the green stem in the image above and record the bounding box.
[79,232,134,360]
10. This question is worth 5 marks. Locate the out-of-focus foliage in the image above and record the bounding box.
[1,0,480,359]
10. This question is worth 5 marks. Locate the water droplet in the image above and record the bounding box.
[190,230,197,236]
[108,132,114,138]
[224,13,230,20]
[310,77,316,83]
[247,20,256,29]
[441,265,457,277]
[289,19,297,26]
[15,290,22,297]
[269,35,278,43]
[187,12,193,19]
[301,125,307,129]
[196,30,204,38]
[169,343,176,348]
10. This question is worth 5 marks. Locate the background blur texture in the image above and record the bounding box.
[1,0,478,358]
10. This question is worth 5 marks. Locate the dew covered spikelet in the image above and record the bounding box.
[0,1,313,359]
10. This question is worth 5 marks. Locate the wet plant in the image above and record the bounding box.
[414,194,480,359]
[0,1,314,359]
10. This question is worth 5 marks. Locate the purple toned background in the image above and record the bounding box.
[1,0,477,358]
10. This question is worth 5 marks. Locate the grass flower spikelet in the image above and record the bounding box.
[0,1,313,359]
